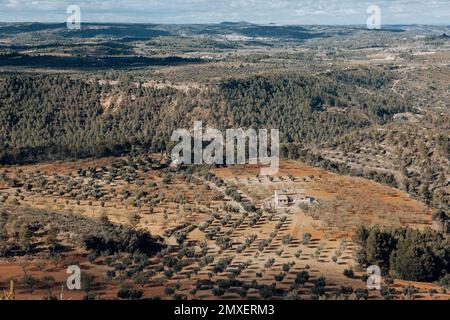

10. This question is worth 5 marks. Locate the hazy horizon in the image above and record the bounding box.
[0,21,449,27]
[0,0,449,25]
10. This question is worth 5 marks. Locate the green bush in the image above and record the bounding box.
[117,288,143,300]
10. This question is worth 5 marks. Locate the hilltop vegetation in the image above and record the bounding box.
[354,226,449,282]
[0,207,164,259]
[317,117,449,211]
[0,22,449,300]
[0,67,407,164]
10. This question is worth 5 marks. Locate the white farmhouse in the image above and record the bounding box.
[274,189,312,208]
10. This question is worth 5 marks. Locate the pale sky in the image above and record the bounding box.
[0,0,449,25]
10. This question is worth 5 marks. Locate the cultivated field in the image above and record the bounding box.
[1,157,447,300]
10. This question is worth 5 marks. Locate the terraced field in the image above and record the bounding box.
[2,157,445,300]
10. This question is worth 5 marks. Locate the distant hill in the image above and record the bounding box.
[2,22,446,43]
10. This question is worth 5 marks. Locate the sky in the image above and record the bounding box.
[0,0,449,25]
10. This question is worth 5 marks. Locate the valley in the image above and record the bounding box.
[0,22,448,301]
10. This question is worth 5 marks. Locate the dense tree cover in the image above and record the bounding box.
[83,216,164,256]
[0,69,407,164]
[353,226,450,282]
[216,70,407,143]
[0,53,201,69]
[0,74,182,163]
[0,207,164,258]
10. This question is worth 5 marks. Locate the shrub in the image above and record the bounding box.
[106,270,116,278]
[355,288,369,300]
[258,285,274,300]
[439,274,450,289]
[282,234,293,245]
[301,233,312,245]
[164,287,175,296]
[212,287,225,297]
[87,252,98,263]
[343,269,354,278]
[310,276,326,296]
[403,286,418,299]
[314,276,326,288]
[380,286,395,300]
[295,271,309,285]
[189,289,197,296]
[236,288,248,298]
[274,273,285,282]
[117,288,143,300]
[340,286,354,295]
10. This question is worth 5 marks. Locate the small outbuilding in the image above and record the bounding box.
[274,189,312,208]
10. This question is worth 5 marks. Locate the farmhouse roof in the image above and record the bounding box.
[276,189,306,195]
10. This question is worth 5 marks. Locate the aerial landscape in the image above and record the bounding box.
[0,1,449,304]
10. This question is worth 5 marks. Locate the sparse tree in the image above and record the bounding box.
[23,275,38,294]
